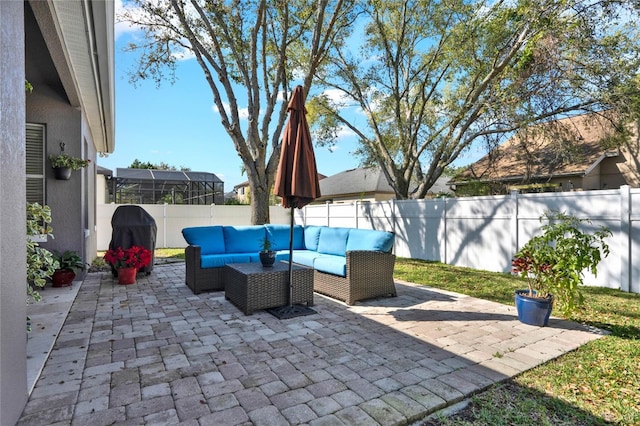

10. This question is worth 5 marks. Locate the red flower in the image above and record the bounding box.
[104,246,152,269]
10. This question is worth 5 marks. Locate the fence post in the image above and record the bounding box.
[442,196,448,264]
[163,203,168,249]
[620,185,631,292]
[510,190,519,259]
[355,200,359,229]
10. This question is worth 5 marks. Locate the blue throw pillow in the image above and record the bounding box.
[346,229,394,253]
[182,226,225,255]
[304,226,323,251]
[266,224,304,250]
[223,226,266,253]
[316,227,350,256]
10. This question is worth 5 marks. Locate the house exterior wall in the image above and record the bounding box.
[0,2,28,424]
[26,82,96,278]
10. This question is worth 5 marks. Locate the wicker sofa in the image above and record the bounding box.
[182,224,396,305]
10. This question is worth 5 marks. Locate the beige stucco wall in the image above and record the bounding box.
[0,2,29,423]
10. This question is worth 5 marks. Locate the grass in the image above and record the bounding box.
[395,258,640,425]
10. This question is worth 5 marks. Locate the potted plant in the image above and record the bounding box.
[259,236,276,267]
[51,250,85,287]
[104,245,153,285]
[48,143,90,180]
[512,211,611,326]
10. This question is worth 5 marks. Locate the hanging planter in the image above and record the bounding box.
[117,267,137,285]
[53,166,72,180]
[49,142,90,181]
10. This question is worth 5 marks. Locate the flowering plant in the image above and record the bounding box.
[104,246,152,269]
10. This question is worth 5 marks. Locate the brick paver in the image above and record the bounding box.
[18,264,604,425]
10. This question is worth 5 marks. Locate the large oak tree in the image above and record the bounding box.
[309,0,640,198]
[120,0,358,223]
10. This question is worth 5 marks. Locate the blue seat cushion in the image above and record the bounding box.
[182,226,225,255]
[274,250,291,262]
[266,224,304,251]
[201,253,252,268]
[313,255,347,277]
[346,229,394,253]
[317,227,350,256]
[223,226,266,253]
[291,250,325,268]
[303,226,323,251]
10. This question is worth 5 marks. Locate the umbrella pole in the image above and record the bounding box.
[288,207,294,306]
[267,207,317,319]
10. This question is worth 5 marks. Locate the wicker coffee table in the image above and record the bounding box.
[224,262,314,315]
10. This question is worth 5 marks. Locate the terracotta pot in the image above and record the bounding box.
[52,269,75,287]
[117,267,137,285]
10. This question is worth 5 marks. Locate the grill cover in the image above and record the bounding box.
[109,205,157,274]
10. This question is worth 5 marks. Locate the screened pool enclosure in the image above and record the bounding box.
[107,168,224,205]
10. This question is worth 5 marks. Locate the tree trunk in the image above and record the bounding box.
[250,182,271,225]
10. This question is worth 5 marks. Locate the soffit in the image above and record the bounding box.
[29,0,114,154]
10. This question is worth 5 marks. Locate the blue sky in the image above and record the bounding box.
[99,23,363,191]
[101,3,481,191]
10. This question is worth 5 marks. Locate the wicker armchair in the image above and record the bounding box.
[313,250,396,305]
[185,245,225,294]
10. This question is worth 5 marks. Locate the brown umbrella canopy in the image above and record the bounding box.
[274,86,321,208]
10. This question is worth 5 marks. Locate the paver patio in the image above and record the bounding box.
[18,262,604,425]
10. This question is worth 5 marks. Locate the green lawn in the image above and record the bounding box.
[395,258,640,425]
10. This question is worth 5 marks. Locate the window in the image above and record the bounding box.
[26,123,45,205]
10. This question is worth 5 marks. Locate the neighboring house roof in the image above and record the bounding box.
[233,174,327,191]
[452,112,621,184]
[318,168,395,200]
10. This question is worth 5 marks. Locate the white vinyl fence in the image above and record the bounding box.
[97,186,640,293]
[97,204,290,251]
[300,186,640,294]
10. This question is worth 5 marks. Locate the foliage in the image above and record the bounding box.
[260,236,272,252]
[119,0,359,224]
[104,246,152,269]
[395,258,640,424]
[53,250,85,271]
[129,158,190,171]
[310,0,640,200]
[512,211,611,316]
[26,203,58,302]
[48,153,90,171]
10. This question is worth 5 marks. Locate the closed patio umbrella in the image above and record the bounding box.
[269,85,321,319]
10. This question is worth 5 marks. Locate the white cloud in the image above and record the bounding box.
[213,102,249,119]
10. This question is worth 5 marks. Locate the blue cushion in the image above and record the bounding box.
[201,253,252,268]
[304,226,323,251]
[317,227,350,256]
[313,255,347,277]
[291,250,325,268]
[266,224,304,251]
[274,250,291,262]
[346,229,394,253]
[223,226,266,253]
[182,226,225,255]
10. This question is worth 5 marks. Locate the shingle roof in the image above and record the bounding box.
[319,168,395,198]
[454,112,620,183]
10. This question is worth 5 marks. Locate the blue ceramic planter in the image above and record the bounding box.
[515,290,553,327]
